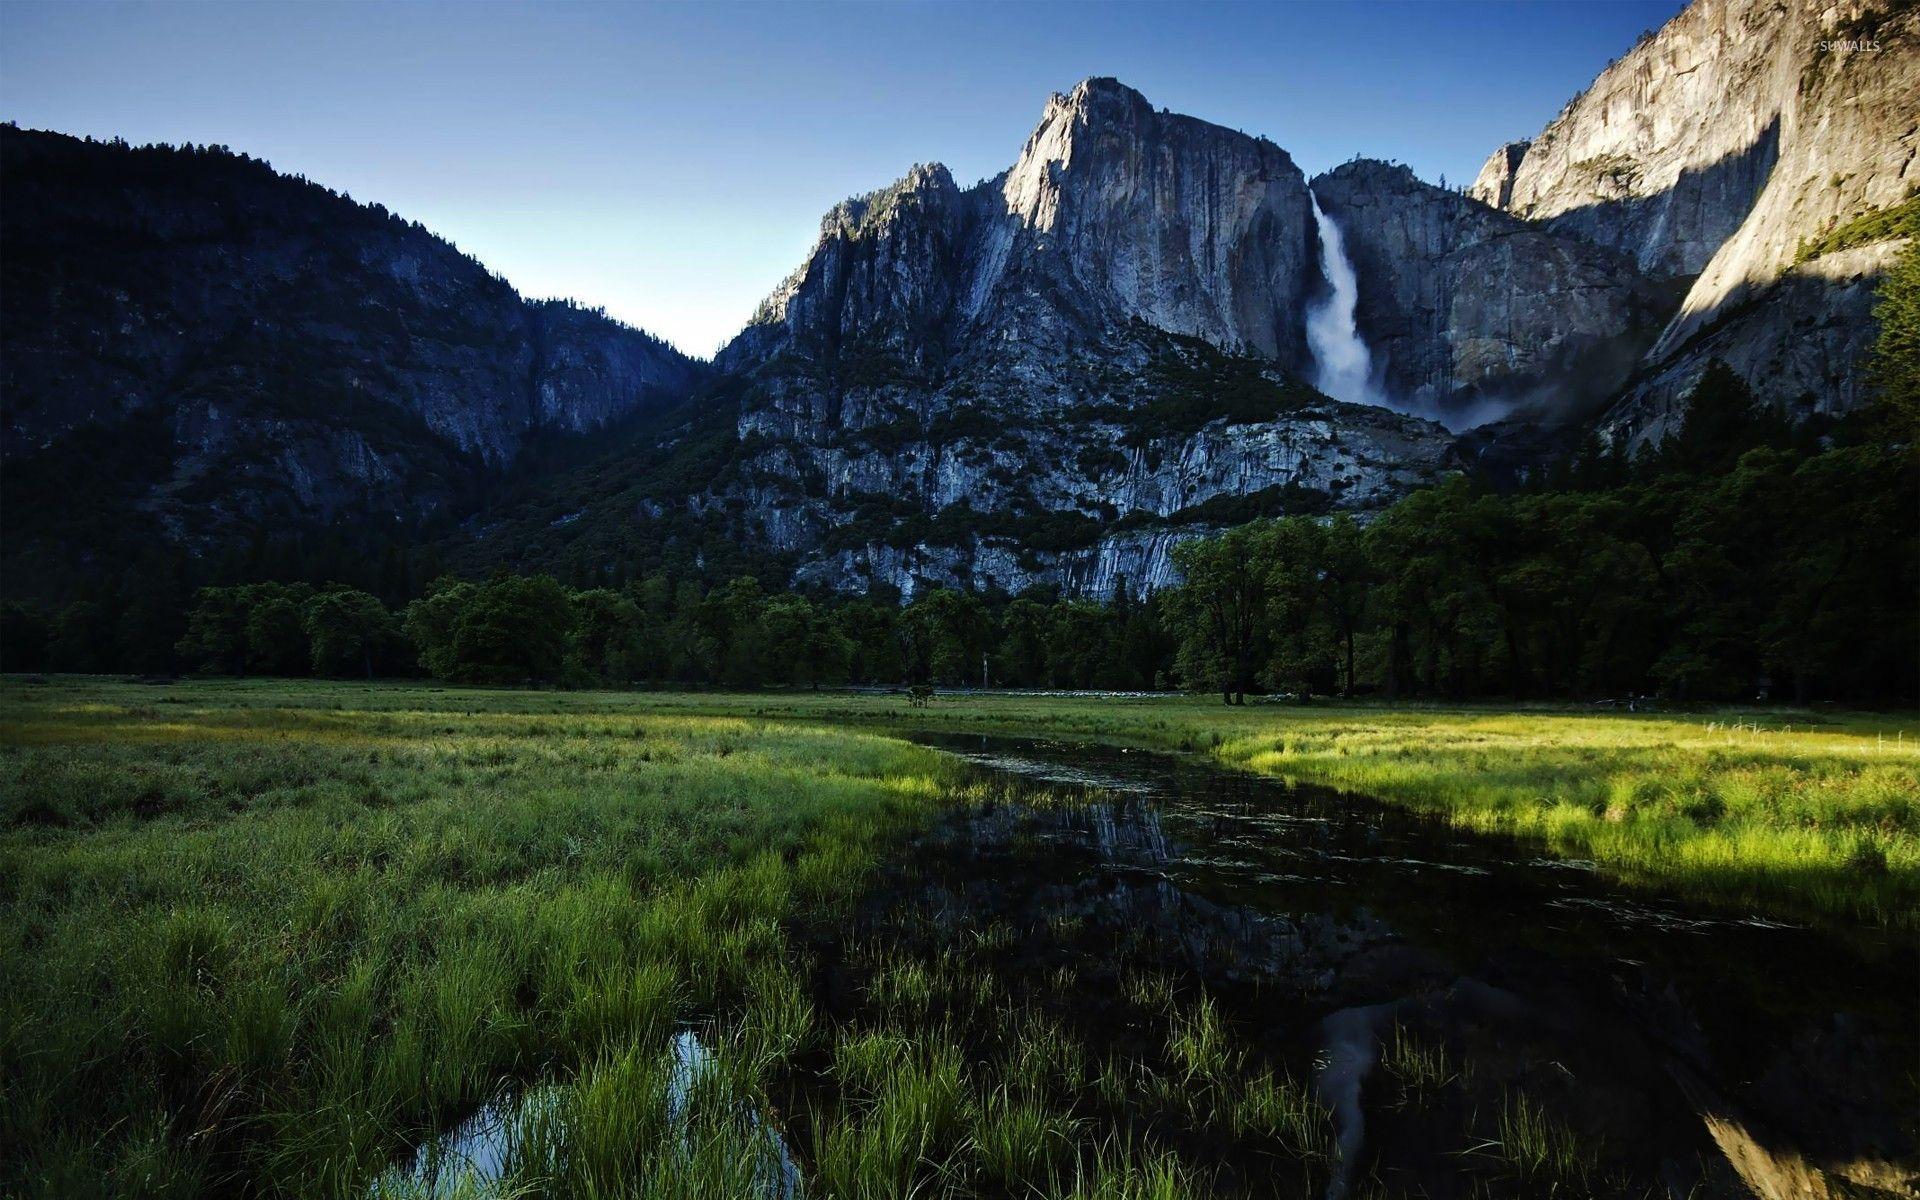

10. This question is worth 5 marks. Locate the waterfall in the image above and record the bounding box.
[1305,190,1382,408]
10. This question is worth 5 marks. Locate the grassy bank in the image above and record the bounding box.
[0,679,959,1196]
[1,678,1349,1199]
[437,684,1918,931]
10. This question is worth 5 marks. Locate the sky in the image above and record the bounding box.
[2,0,1683,358]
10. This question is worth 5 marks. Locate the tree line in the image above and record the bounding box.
[0,570,1171,692]
[1171,362,1915,705]
[2,361,1914,703]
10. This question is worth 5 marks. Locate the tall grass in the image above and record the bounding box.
[396,683,1918,929]
[0,680,947,1196]
[0,678,1348,1197]
[7,676,1869,1196]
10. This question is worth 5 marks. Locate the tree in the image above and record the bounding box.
[115,554,187,674]
[696,576,768,686]
[302,589,398,678]
[1255,519,1327,698]
[0,604,49,672]
[403,578,477,679]
[899,589,989,685]
[995,598,1052,688]
[760,596,849,688]
[1169,524,1270,704]
[1656,360,1787,476]
[47,601,119,673]
[1044,600,1114,689]
[1317,516,1373,697]
[176,587,250,675]
[245,592,311,676]
[836,600,902,685]
[569,588,644,684]
[1869,239,1920,440]
[444,576,574,684]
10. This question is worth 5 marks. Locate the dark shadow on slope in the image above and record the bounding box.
[1532,116,1783,289]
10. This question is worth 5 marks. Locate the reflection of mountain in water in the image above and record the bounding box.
[909,735,1919,1198]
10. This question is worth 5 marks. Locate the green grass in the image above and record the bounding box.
[438,685,1914,930]
[1793,191,1920,264]
[0,677,1358,1198]
[0,679,955,1196]
[1381,1025,1461,1110]
[1475,1090,1597,1191]
[2,676,1909,1195]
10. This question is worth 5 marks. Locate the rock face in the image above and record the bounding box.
[1469,142,1531,212]
[697,79,1727,596]
[707,79,1458,597]
[0,126,700,541]
[984,79,1318,364]
[721,79,1321,375]
[1470,0,1919,445]
[1311,160,1660,425]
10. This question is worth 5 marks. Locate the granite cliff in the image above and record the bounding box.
[690,79,1675,596]
[6,0,1912,600]
[1311,160,1661,426]
[1470,0,1919,445]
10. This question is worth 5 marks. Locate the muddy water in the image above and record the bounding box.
[882,734,1918,1199]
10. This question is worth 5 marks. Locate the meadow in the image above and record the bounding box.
[521,685,1918,930]
[0,678,1338,1199]
[2,677,1913,1198]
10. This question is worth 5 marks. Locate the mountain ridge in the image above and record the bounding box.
[0,124,703,586]
[3,2,1913,600]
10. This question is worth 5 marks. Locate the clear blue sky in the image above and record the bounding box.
[2,0,1682,357]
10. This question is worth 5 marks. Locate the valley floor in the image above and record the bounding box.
[640,686,1920,931]
[1,678,1914,1197]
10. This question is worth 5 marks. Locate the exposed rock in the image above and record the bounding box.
[983,77,1318,364]
[702,79,1464,597]
[1470,0,1919,443]
[1311,160,1661,424]
[1467,0,1800,283]
[723,78,1320,376]
[10,3,1908,595]
[1598,241,1902,448]
[0,126,700,542]
[1468,141,1531,211]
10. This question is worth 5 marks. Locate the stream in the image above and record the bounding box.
[388,734,1917,1198]
[875,735,1918,1198]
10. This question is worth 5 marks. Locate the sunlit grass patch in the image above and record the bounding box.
[0,679,955,1197]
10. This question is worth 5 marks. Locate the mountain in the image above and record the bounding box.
[676,79,1687,596]
[0,126,700,589]
[4,0,1912,604]
[1470,0,1919,446]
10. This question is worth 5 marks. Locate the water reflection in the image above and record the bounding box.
[902,734,1917,1198]
[374,1029,801,1199]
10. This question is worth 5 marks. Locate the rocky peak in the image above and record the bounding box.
[980,77,1316,364]
[999,77,1156,232]
[719,159,976,375]
[0,125,700,552]
[1466,0,1797,282]
[725,77,1321,375]
[823,161,959,239]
